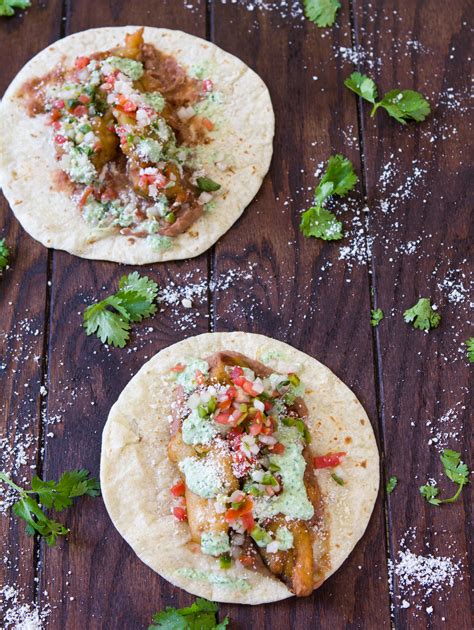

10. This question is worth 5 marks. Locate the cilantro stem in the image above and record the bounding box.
[440,483,464,504]
[0,472,24,494]
[370,103,380,117]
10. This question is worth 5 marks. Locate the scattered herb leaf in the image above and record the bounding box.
[0,238,10,269]
[83,273,158,347]
[303,0,341,28]
[345,72,430,124]
[371,308,384,327]
[197,177,221,192]
[331,473,345,486]
[403,297,441,331]
[300,155,357,241]
[0,470,100,546]
[465,338,474,363]
[419,449,469,506]
[149,597,229,630]
[386,476,398,494]
[0,0,30,17]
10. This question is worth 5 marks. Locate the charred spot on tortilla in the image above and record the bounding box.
[0,27,273,262]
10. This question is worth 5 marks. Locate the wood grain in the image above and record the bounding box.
[210,3,391,628]
[0,0,62,619]
[353,0,472,627]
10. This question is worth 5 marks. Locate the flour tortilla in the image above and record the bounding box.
[101,332,379,604]
[0,27,274,263]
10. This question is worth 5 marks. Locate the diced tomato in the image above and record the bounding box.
[215,411,232,425]
[50,109,62,123]
[72,105,88,117]
[172,506,187,521]
[195,370,206,385]
[78,186,93,208]
[54,135,67,145]
[171,363,185,373]
[75,56,90,70]
[170,480,185,497]
[202,78,213,93]
[313,452,346,469]
[238,554,254,568]
[249,422,262,436]
[269,442,285,455]
[52,99,65,110]
[226,386,237,400]
[241,511,255,532]
[231,366,244,380]
[264,400,273,412]
[52,121,61,130]
[123,100,137,113]
[225,497,253,522]
[218,397,232,411]
[78,94,90,104]
[202,117,214,131]
[242,381,258,396]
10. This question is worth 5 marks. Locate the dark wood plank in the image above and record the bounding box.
[353,0,472,626]
[37,3,209,628]
[210,3,391,628]
[0,0,62,621]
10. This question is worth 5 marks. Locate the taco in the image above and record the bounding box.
[0,27,273,263]
[101,332,379,604]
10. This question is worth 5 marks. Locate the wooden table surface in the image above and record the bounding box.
[0,1,471,628]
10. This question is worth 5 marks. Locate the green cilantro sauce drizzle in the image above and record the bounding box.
[175,568,250,591]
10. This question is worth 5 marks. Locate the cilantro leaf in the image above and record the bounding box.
[300,206,343,241]
[403,298,441,331]
[331,473,345,486]
[0,470,99,546]
[0,0,30,17]
[197,177,221,192]
[303,0,341,27]
[375,89,431,124]
[344,72,378,104]
[0,238,10,269]
[149,597,228,630]
[371,308,384,327]
[319,154,358,198]
[83,295,131,348]
[419,484,441,506]
[465,338,474,363]
[386,476,398,494]
[300,155,357,241]
[83,273,158,347]
[420,449,469,506]
[345,72,430,125]
[118,272,158,301]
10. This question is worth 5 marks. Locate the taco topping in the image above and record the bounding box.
[18,28,223,250]
[167,351,330,597]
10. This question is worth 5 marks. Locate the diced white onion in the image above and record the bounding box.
[229,490,244,503]
[252,469,264,483]
[187,393,200,409]
[198,191,213,205]
[252,379,264,394]
[106,93,116,104]
[266,541,279,554]
[253,399,265,412]
[259,434,277,446]
[214,502,226,514]
[177,105,196,121]
[233,534,245,546]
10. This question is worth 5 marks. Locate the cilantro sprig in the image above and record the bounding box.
[386,476,398,494]
[0,470,100,546]
[465,338,474,363]
[0,238,10,269]
[300,155,358,241]
[83,272,158,348]
[371,308,384,327]
[420,449,469,506]
[149,597,229,630]
[303,0,341,27]
[345,72,430,124]
[403,297,441,331]
[0,0,30,17]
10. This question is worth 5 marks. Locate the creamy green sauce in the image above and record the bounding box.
[200,531,230,557]
[137,138,164,162]
[107,56,144,80]
[147,234,172,251]
[176,359,209,393]
[176,568,250,591]
[142,91,165,112]
[254,425,314,521]
[275,526,294,551]
[182,409,218,445]
[179,456,225,499]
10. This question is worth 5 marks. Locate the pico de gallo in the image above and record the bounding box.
[167,351,337,596]
[19,29,222,251]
